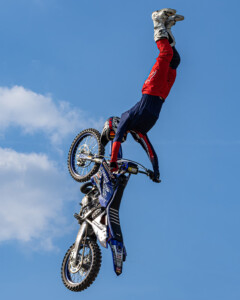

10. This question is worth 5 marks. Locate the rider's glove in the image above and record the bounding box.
[148,170,161,183]
[109,161,119,173]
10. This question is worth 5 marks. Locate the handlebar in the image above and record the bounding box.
[115,158,153,178]
[114,159,161,182]
[76,153,158,180]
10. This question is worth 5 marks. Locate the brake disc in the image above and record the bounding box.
[68,251,81,274]
[77,144,92,167]
[68,251,91,274]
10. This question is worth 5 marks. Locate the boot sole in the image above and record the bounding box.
[174,14,184,21]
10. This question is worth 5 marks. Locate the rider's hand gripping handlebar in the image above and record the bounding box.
[147,169,161,183]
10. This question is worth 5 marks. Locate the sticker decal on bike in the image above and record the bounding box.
[109,239,124,276]
[93,162,115,207]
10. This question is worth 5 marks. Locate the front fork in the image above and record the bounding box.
[71,221,88,266]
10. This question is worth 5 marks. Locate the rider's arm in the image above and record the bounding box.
[130,131,160,180]
[110,112,131,163]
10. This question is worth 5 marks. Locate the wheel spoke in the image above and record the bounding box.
[65,245,92,284]
[74,135,98,178]
[69,130,104,181]
[62,239,101,291]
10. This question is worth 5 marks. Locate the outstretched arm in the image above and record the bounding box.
[130,131,160,182]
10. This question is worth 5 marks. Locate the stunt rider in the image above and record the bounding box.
[104,8,184,182]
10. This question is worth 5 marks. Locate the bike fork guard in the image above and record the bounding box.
[109,239,124,275]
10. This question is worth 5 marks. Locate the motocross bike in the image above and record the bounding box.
[61,128,153,292]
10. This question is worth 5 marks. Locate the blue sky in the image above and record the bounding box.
[0,0,239,299]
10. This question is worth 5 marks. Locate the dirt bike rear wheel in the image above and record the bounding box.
[61,240,102,292]
[68,128,105,182]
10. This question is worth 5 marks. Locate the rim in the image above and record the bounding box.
[65,245,93,285]
[71,133,99,178]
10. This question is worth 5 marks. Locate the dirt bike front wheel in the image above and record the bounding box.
[68,128,105,182]
[61,240,102,292]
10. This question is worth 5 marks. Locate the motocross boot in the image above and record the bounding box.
[165,14,184,47]
[152,8,176,42]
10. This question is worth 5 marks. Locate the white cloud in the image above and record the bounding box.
[0,85,102,250]
[0,147,75,250]
[0,86,103,144]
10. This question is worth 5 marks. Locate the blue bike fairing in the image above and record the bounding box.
[91,162,115,207]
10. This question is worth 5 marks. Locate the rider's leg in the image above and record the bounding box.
[162,14,184,97]
[141,38,173,98]
[141,9,177,98]
[143,12,184,99]
[141,9,176,98]
[164,47,181,99]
